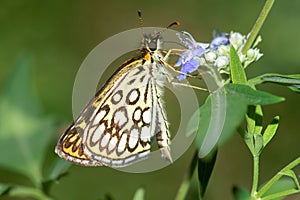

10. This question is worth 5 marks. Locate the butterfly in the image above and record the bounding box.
[54,25,186,167]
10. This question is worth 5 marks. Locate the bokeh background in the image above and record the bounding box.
[1,0,300,199]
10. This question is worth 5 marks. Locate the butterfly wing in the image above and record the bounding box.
[55,124,103,166]
[56,54,172,167]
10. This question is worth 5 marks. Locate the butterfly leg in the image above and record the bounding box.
[171,82,210,92]
[161,59,205,80]
[154,96,173,163]
[163,48,185,62]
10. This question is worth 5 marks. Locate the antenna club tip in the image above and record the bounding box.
[167,21,181,29]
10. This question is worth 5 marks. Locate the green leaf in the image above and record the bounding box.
[187,84,283,158]
[263,116,279,147]
[6,185,51,200]
[238,127,254,154]
[246,105,263,137]
[258,157,300,198]
[230,45,247,84]
[232,186,251,200]
[188,87,248,157]
[261,177,299,200]
[185,174,201,200]
[249,73,300,85]
[249,73,300,94]
[0,183,10,195]
[132,188,145,200]
[287,85,300,93]
[0,56,56,186]
[254,134,264,155]
[281,170,300,189]
[44,158,71,182]
[198,151,217,197]
[42,158,71,194]
[225,84,285,105]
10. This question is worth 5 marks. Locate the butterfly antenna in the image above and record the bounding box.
[137,10,146,36]
[154,21,180,38]
[138,10,143,27]
[167,21,181,29]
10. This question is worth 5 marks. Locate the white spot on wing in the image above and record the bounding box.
[108,135,118,152]
[112,92,122,103]
[114,109,128,127]
[141,126,151,142]
[129,90,139,102]
[129,128,139,149]
[91,123,105,143]
[100,133,110,147]
[93,110,107,125]
[133,109,142,121]
[142,109,151,124]
[118,133,127,153]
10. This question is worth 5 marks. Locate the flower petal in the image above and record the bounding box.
[178,73,186,81]
[210,33,229,49]
[192,48,206,57]
[187,58,201,72]
[215,56,229,68]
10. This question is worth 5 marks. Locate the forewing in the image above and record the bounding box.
[56,55,173,167]
[56,59,159,167]
[83,63,158,167]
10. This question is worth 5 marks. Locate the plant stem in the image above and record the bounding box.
[250,155,260,199]
[175,175,191,200]
[257,156,300,197]
[245,1,276,199]
[175,152,198,200]
[242,0,275,54]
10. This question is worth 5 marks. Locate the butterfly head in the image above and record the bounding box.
[142,32,163,52]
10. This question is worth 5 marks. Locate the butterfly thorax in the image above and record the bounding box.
[140,33,173,83]
[141,33,166,62]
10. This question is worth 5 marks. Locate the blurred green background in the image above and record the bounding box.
[0,0,300,199]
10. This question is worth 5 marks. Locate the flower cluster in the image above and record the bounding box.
[174,30,263,80]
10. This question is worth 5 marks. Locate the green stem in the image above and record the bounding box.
[175,175,191,200]
[280,156,300,172]
[175,152,198,200]
[257,156,300,197]
[242,0,275,54]
[250,155,260,199]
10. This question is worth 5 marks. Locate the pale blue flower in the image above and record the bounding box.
[210,33,230,49]
[175,31,209,81]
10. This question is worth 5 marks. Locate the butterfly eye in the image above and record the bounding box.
[149,43,157,51]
